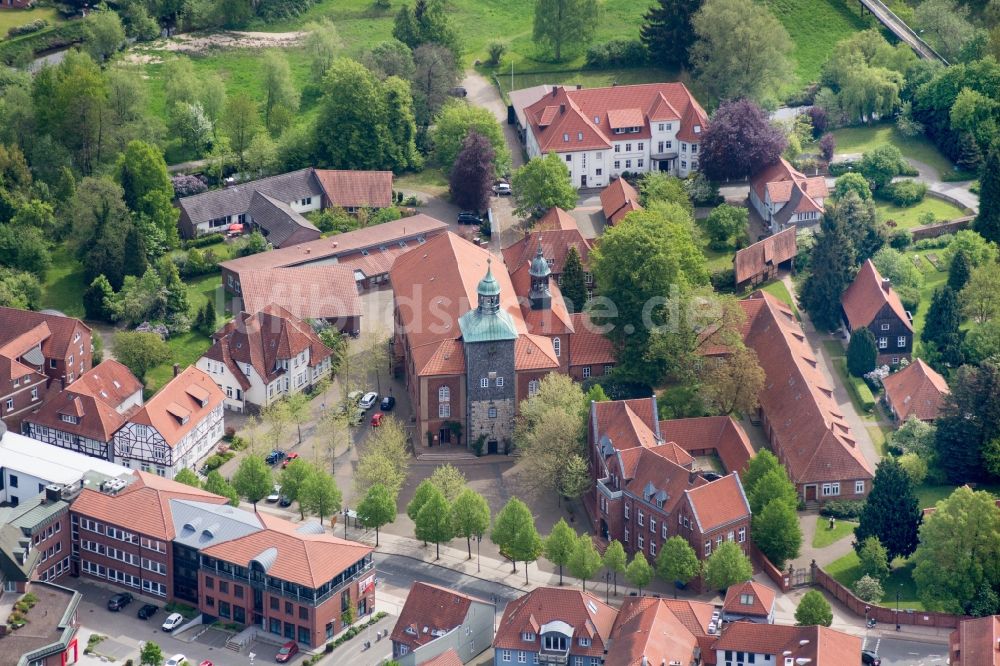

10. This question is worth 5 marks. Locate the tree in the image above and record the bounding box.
[299,469,342,525]
[139,641,164,666]
[543,518,577,585]
[936,361,1000,483]
[801,199,859,331]
[795,590,833,627]
[429,464,467,502]
[431,100,510,174]
[303,19,342,83]
[533,0,599,61]
[357,483,396,547]
[834,173,873,201]
[0,225,50,280]
[408,480,438,527]
[246,133,279,177]
[355,417,409,496]
[976,144,1000,244]
[514,375,587,497]
[85,9,125,62]
[112,331,170,380]
[853,575,885,603]
[411,44,459,126]
[624,552,653,595]
[117,140,173,217]
[690,0,792,102]
[923,287,965,367]
[70,177,133,288]
[847,327,878,377]
[84,275,115,321]
[197,299,218,335]
[204,471,239,506]
[641,0,702,69]
[169,102,213,155]
[700,99,787,181]
[742,449,782,500]
[450,488,491,558]
[893,416,937,458]
[222,93,261,170]
[701,346,766,416]
[392,0,460,58]
[898,453,929,485]
[913,486,1000,613]
[279,458,314,518]
[558,246,588,314]
[942,230,998,269]
[839,191,885,262]
[0,268,41,310]
[656,536,701,597]
[753,499,802,567]
[232,454,273,509]
[414,485,453,559]
[857,536,890,582]
[262,51,299,134]
[913,0,976,63]
[968,581,1000,617]
[449,130,494,212]
[961,266,1000,323]
[948,250,973,292]
[703,541,752,591]
[639,172,693,213]
[603,540,627,596]
[704,204,748,249]
[855,458,922,561]
[363,40,416,81]
[859,144,906,192]
[491,497,543,583]
[558,454,592,502]
[511,153,577,217]
[568,534,602,591]
[174,468,201,488]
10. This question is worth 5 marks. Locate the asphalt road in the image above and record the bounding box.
[863,634,949,666]
[374,552,523,612]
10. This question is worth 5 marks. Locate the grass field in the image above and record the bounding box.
[914,483,1000,510]
[876,198,968,229]
[0,6,63,38]
[831,125,973,181]
[812,516,857,548]
[865,423,891,457]
[904,247,948,350]
[760,279,799,318]
[42,246,87,318]
[826,551,925,610]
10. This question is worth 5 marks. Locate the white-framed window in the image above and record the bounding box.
[650,517,656,533]
[738,527,746,543]
[5,398,12,411]
[553,337,561,357]
[855,481,865,494]
[822,483,841,497]
[727,531,735,542]
[563,133,569,142]
[681,161,687,169]
[625,143,632,151]
[878,337,888,349]
[488,407,498,419]
[637,510,644,527]
[439,403,451,418]
[892,357,900,364]
[577,132,583,141]
[624,504,630,519]
[528,380,540,396]
[439,386,450,402]
[518,653,527,664]
[704,540,711,556]
[614,144,621,153]
[582,367,591,378]
[637,159,644,168]
[614,161,620,169]
[480,378,489,388]
[579,638,590,647]
[496,377,504,387]
[881,323,890,331]
[898,336,907,347]
[637,534,644,549]
[662,524,667,539]
[502,650,511,663]
[637,142,644,150]
[625,159,632,169]
[650,540,656,557]
[624,527,629,543]
[522,632,535,642]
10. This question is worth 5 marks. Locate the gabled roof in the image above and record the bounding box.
[391,582,490,651]
[591,397,660,452]
[247,191,320,248]
[236,265,363,321]
[178,168,323,225]
[313,169,393,209]
[606,597,711,666]
[418,650,463,666]
[73,360,143,410]
[534,206,580,232]
[741,292,874,484]
[0,307,89,362]
[494,588,616,657]
[752,158,828,211]
[569,312,616,367]
[658,416,754,476]
[733,227,798,284]
[722,580,776,619]
[24,388,127,444]
[502,226,592,277]
[70,471,228,540]
[842,259,913,333]
[685,473,750,532]
[128,366,225,448]
[951,615,1000,666]
[600,178,642,225]
[712,623,861,664]
[882,359,949,422]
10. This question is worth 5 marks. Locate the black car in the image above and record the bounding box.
[137,604,158,620]
[449,86,468,97]
[380,396,396,411]
[279,495,293,507]
[861,650,881,666]
[266,450,286,465]
[457,211,482,225]
[107,593,133,611]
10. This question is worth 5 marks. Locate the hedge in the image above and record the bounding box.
[883,179,927,207]
[828,161,859,177]
[183,233,225,250]
[585,39,647,69]
[839,358,875,411]
[819,499,865,519]
[0,20,88,66]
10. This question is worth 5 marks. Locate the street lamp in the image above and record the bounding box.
[605,571,611,604]
[343,507,349,539]
[476,535,482,573]
[896,585,901,631]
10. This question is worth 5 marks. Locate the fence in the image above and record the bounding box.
[811,562,966,629]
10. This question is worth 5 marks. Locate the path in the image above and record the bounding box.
[460,71,525,174]
[832,153,979,213]
[792,511,858,570]
[858,0,946,64]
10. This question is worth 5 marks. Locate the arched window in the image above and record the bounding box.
[438,386,450,402]
[528,380,540,396]
[553,337,561,357]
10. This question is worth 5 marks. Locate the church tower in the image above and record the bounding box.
[528,241,552,311]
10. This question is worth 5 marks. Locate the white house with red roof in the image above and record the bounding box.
[522,83,708,188]
[750,158,829,232]
[391,582,494,665]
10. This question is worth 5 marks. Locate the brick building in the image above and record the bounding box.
[882,358,950,424]
[390,582,494,665]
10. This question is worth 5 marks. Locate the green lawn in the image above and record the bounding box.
[496,67,677,99]
[395,169,449,196]
[822,338,845,359]
[865,423,892,457]
[826,552,924,610]
[0,6,63,38]
[42,246,87,318]
[760,279,799,319]
[914,483,1000,511]
[812,516,857,548]
[904,247,948,350]
[831,125,973,181]
[145,330,214,392]
[876,198,969,230]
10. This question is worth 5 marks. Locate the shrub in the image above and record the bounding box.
[884,180,927,207]
[203,454,225,471]
[710,268,736,293]
[7,20,49,38]
[914,236,952,250]
[895,284,920,313]
[486,41,506,66]
[584,39,647,69]
[854,574,885,602]
[808,106,828,137]
[839,358,875,411]
[820,500,865,519]
[182,234,224,250]
[898,452,928,485]
[889,229,912,249]
[172,174,208,198]
[819,133,836,162]
[828,161,859,177]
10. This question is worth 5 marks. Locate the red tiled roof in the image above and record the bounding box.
[842,259,914,333]
[751,158,828,209]
[413,339,466,377]
[712,623,861,665]
[391,582,488,651]
[733,227,798,284]
[313,169,393,209]
[606,597,708,666]
[685,473,750,531]
[71,471,228,540]
[502,228,592,277]
[882,359,950,422]
[534,207,579,232]
[606,108,645,129]
[237,265,363,321]
[722,580,776,619]
[74,360,143,409]
[494,588,617,658]
[0,307,90,362]
[591,398,659,451]
[600,178,642,225]
[950,615,1000,666]
[129,367,225,448]
[658,416,754,476]
[515,334,561,371]
[419,650,463,666]
[741,292,874,485]
[569,313,616,367]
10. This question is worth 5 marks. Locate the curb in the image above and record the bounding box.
[374,549,537,593]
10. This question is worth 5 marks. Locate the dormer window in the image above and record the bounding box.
[563,133,569,142]
[694,125,701,133]
[578,638,591,647]
[60,414,78,425]
[522,632,535,641]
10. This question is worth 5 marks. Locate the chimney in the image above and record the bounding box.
[560,104,566,115]
[881,277,891,292]
[173,363,180,377]
[576,84,582,90]
[305,247,311,254]
[551,87,557,98]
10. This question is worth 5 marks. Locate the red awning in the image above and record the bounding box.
[228,223,244,232]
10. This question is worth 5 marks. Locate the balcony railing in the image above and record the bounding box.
[202,560,374,606]
[596,477,622,500]
[538,648,570,665]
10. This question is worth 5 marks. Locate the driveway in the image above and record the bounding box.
[832,153,979,213]
[461,71,525,173]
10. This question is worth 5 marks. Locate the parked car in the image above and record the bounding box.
[349,408,365,427]
[282,452,300,468]
[162,613,185,632]
[275,642,299,663]
[199,661,213,666]
[279,495,293,507]
[492,182,512,196]
[457,211,483,225]
[448,86,468,97]
[164,654,186,666]
[347,390,363,405]
[371,412,384,427]
[861,650,881,666]
[380,396,396,411]
[107,593,133,611]
[265,450,286,465]
[137,604,158,620]
[359,392,379,410]
[266,484,282,502]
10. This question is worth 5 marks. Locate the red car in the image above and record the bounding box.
[275,641,299,663]
[282,452,300,469]
[199,661,213,666]
[370,412,384,428]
